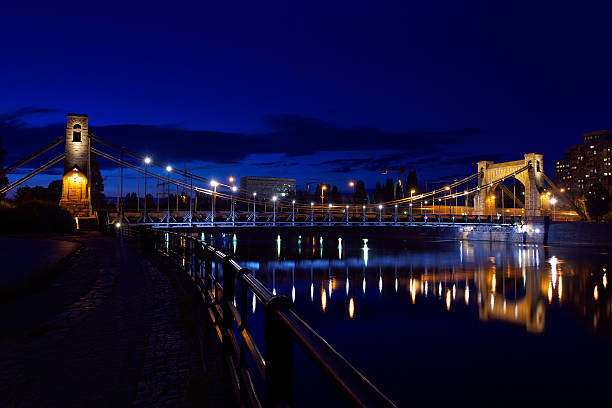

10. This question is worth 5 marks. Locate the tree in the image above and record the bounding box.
[585,183,610,221]
[89,141,106,210]
[0,135,8,198]
[383,178,395,201]
[353,180,368,204]
[14,180,62,203]
[373,182,383,203]
[405,171,418,195]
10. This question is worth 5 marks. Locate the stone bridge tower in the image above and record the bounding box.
[474,153,547,218]
[59,113,91,217]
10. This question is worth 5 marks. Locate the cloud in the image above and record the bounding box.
[1,109,485,166]
[317,152,511,174]
[0,107,62,127]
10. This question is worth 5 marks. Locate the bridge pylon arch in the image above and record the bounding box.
[474,153,547,217]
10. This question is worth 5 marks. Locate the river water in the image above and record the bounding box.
[203,232,611,407]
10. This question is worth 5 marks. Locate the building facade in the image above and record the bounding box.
[555,130,612,195]
[239,176,296,200]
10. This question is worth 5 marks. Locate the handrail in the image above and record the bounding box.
[141,228,397,408]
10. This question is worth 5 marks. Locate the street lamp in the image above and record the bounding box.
[321,185,327,208]
[272,195,278,225]
[210,180,219,224]
[252,192,257,225]
[166,165,172,223]
[328,203,333,225]
[310,202,315,225]
[550,197,557,221]
[378,204,383,224]
[143,156,151,219]
[292,199,296,225]
[231,185,238,225]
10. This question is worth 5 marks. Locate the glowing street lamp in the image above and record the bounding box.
[550,197,557,220]
[272,195,278,225]
[231,185,238,225]
[252,192,257,225]
[143,156,152,219]
[165,165,172,223]
[292,199,296,225]
[210,180,219,224]
[321,185,327,207]
[378,204,383,223]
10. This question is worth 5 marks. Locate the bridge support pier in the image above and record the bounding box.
[474,153,546,218]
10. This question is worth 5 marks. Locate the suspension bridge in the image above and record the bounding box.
[1,114,584,231]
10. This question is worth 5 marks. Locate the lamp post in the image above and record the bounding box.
[292,199,296,226]
[328,203,333,226]
[143,156,151,220]
[394,204,398,224]
[310,202,314,225]
[272,195,277,225]
[409,203,413,223]
[424,200,428,221]
[166,165,172,224]
[438,198,441,224]
[550,197,557,221]
[252,192,257,225]
[362,205,366,224]
[321,185,327,210]
[378,204,383,224]
[444,186,450,219]
[210,180,219,225]
[231,185,237,225]
[345,205,349,225]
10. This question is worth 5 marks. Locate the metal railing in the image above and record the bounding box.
[143,228,397,408]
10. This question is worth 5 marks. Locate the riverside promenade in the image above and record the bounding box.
[0,232,229,407]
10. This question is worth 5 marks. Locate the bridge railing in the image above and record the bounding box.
[142,228,397,408]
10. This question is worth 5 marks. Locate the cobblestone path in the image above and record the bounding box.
[0,232,221,407]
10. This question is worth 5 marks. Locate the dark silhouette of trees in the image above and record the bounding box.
[353,180,369,204]
[0,135,8,197]
[14,180,62,203]
[89,145,106,210]
[405,171,418,194]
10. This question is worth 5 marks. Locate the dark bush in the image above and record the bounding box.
[0,200,76,234]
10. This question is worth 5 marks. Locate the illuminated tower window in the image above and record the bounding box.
[73,124,82,142]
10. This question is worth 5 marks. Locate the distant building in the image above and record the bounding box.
[239,176,296,200]
[555,130,612,194]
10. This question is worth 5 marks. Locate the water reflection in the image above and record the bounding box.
[233,236,611,337]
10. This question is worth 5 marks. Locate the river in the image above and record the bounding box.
[202,232,611,406]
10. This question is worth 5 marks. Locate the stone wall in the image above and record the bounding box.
[547,222,612,246]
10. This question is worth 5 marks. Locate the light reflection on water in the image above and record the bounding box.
[208,232,612,406]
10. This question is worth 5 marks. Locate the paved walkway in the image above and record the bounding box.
[0,232,226,407]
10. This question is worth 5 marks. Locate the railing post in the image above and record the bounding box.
[222,256,236,366]
[205,246,213,303]
[265,296,294,408]
[238,268,251,405]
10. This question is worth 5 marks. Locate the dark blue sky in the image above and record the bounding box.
[2,1,611,195]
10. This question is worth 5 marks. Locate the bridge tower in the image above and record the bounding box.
[59,113,91,217]
[474,153,548,218]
